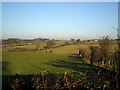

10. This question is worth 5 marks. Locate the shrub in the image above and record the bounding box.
[89,46,103,66]
[8,48,37,51]
[78,48,90,61]
[2,71,120,90]
[98,36,112,67]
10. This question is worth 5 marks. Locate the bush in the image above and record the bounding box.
[98,36,112,67]
[78,48,90,61]
[8,48,37,51]
[89,46,103,66]
[2,71,120,90]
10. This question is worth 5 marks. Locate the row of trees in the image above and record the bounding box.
[88,28,120,71]
[89,36,113,67]
[78,28,119,72]
[2,38,50,45]
[36,39,81,52]
[3,38,21,45]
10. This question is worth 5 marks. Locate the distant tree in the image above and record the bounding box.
[46,40,56,52]
[76,39,80,43]
[44,46,49,52]
[51,39,55,41]
[64,42,69,45]
[46,40,56,48]
[71,39,75,41]
[71,39,76,44]
[5,38,21,45]
[35,42,41,50]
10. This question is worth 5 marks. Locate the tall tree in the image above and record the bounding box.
[98,36,111,67]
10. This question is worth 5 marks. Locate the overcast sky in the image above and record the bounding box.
[2,2,118,40]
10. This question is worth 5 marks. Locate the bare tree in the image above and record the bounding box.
[46,40,56,52]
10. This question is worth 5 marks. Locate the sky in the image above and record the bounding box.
[2,2,118,40]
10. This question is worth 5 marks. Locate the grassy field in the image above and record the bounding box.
[2,40,117,75]
[3,50,103,75]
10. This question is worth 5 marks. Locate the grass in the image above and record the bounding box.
[2,41,117,75]
[2,40,119,89]
[3,51,66,74]
[2,50,102,75]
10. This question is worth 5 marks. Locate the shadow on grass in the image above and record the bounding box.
[2,61,11,75]
[46,54,108,75]
[69,54,83,59]
[25,61,42,70]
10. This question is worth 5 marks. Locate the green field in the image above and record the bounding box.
[2,51,102,75]
[3,40,116,75]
